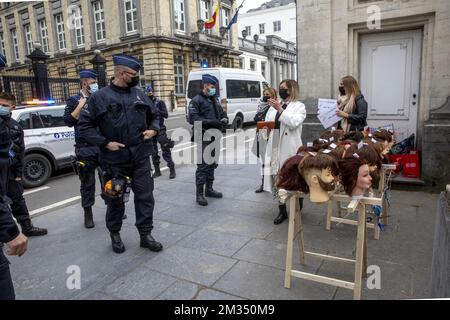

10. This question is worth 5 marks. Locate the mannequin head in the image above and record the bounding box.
[320,129,345,143]
[338,157,372,197]
[373,129,394,154]
[300,153,339,203]
[342,131,364,143]
[276,154,309,193]
[344,142,382,184]
[313,138,331,151]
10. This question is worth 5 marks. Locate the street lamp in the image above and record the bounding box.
[241,29,248,47]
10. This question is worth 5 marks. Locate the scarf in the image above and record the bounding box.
[338,95,356,133]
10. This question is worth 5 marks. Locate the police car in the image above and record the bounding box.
[11,100,75,188]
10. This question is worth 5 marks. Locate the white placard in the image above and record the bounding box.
[317,98,342,129]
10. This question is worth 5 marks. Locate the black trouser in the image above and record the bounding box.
[0,246,15,300]
[6,178,29,225]
[196,139,219,185]
[104,157,155,236]
[76,152,99,209]
[151,130,174,168]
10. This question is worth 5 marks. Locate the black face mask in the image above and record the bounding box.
[279,89,289,100]
[127,76,140,88]
[339,86,346,96]
[262,96,270,103]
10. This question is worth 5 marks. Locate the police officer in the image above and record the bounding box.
[145,85,176,179]
[188,74,228,206]
[0,93,47,237]
[64,70,100,229]
[78,54,163,254]
[0,53,28,300]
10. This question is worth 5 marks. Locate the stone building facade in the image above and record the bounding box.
[0,0,242,110]
[297,0,450,189]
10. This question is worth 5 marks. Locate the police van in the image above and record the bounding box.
[11,100,75,188]
[186,68,269,130]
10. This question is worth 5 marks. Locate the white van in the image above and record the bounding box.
[186,68,269,130]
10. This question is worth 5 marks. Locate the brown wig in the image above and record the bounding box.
[343,143,382,170]
[300,153,340,179]
[320,129,345,143]
[313,139,331,151]
[276,154,310,192]
[373,129,393,143]
[342,131,364,143]
[297,145,319,154]
[338,157,369,197]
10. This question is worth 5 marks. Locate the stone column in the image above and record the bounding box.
[269,55,276,88]
[275,58,280,87]
[291,62,296,81]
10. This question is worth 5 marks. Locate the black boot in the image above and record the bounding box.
[205,181,223,198]
[274,204,288,225]
[140,234,163,252]
[20,219,48,237]
[153,165,161,178]
[84,207,95,229]
[255,177,264,193]
[110,232,125,254]
[169,166,176,179]
[196,184,208,206]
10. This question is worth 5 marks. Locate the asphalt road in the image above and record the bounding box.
[24,112,256,216]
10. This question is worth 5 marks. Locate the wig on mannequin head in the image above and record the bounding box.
[320,129,345,143]
[312,139,331,152]
[373,129,393,144]
[343,142,382,184]
[342,131,364,143]
[338,157,371,197]
[276,154,310,192]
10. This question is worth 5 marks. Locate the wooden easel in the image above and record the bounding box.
[325,165,393,240]
[284,191,381,300]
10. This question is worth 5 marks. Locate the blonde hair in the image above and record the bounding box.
[263,87,278,100]
[280,79,300,102]
[339,75,361,132]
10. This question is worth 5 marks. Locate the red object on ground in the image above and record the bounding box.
[402,151,420,178]
[388,154,404,174]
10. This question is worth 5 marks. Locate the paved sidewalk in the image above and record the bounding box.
[7,163,438,300]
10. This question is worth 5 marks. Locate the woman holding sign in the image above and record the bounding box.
[263,80,307,225]
[336,76,368,132]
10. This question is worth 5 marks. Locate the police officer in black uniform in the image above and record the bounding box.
[0,54,28,300]
[78,54,163,254]
[188,74,228,206]
[145,84,176,179]
[1,93,47,237]
[64,70,100,228]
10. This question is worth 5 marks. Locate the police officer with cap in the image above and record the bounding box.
[188,74,228,206]
[0,53,28,300]
[145,84,176,179]
[1,92,47,237]
[64,69,100,229]
[78,54,163,254]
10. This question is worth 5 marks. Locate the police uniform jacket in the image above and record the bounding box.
[188,91,227,131]
[77,83,160,165]
[64,92,100,157]
[3,116,24,179]
[0,117,20,244]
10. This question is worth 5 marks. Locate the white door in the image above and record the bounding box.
[360,30,422,143]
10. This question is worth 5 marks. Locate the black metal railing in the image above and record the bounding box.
[1,75,80,104]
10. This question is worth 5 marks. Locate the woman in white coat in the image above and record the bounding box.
[263,79,307,225]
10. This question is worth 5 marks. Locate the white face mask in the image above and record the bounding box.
[88,83,99,94]
[0,105,11,116]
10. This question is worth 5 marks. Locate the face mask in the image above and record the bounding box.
[88,83,99,94]
[262,96,270,103]
[0,105,11,117]
[339,86,346,96]
[147,93,154,99]
[279,89,289,100]
[127,76,140,88]
[207,88,216,97]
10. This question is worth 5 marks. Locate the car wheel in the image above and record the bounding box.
[233,114,244,131]
[22,154,52,188]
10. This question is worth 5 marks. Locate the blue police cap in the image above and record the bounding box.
[0,54,7,69]
[145,84,153,93]
[113,54,142,72]
[79,69,97,79]
[202,74,218,85]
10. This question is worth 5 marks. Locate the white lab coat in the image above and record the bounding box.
[263,100,307,193]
